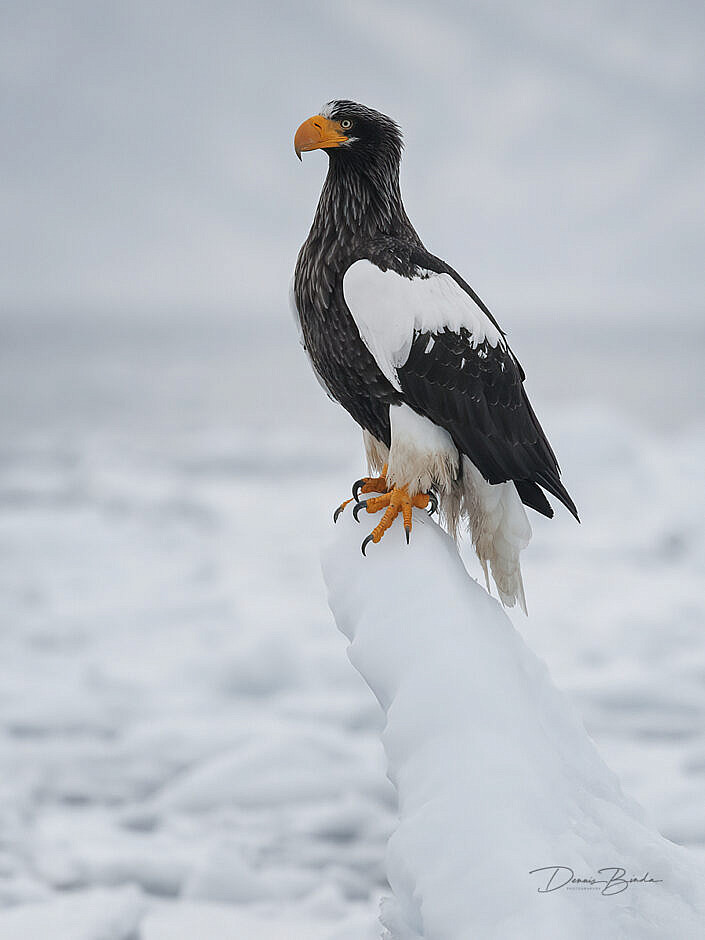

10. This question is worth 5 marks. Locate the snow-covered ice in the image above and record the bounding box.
[0,887,144,940]
[324,510,705,938]
[0,319,703,936]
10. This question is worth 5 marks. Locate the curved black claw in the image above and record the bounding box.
[427,491,439,516]
[405,524,411,545]
[333,504,345,524]
[352,500,368,523]
[361,533,375,556]
[352,478,366,502]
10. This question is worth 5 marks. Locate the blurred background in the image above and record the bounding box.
[0,1,703,936]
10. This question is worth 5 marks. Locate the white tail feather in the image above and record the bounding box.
[362,431,533,613]
[448,457,532,614]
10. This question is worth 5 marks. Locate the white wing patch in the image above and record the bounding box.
[343,260,505,391]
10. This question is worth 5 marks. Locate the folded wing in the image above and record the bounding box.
[343,259,578,519]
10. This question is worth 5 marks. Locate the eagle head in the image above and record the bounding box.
[294,100,403,169]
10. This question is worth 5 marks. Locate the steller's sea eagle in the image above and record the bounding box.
[292,100,578,612]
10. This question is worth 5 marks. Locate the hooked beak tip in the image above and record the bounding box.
[294,114,348,161]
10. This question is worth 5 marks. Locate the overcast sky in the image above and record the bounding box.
[1,0,703,324]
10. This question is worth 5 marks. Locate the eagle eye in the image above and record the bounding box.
[340,119,353,130]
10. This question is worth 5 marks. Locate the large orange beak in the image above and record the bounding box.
[294,115,349,160]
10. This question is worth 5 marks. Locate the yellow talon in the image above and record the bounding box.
[353,464,388,501]
[359,484,431,554]
[333,497,353,523]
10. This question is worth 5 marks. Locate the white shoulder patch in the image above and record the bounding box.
[343,260,504,390]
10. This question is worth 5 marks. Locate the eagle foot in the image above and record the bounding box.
[355,485,435,555]
[333,498,353,524]
[352,464,389,503]
[334,465,390,523]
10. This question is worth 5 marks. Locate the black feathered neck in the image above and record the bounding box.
[312,159,416,244]
[307,101,419,247]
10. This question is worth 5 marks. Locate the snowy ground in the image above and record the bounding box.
[0,315,703,936]
[324,507,705,939]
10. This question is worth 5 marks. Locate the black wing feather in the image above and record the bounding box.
[397,325,578,521]
[353,241,577,520]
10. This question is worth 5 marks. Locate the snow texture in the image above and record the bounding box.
[0,887,144,940]
[323,510,705,939]
[0,320,704,936]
